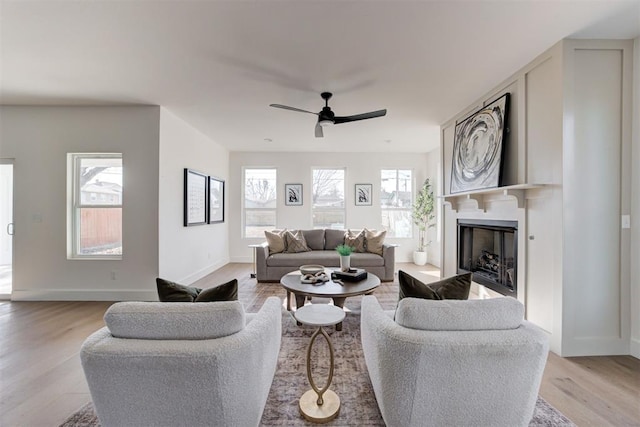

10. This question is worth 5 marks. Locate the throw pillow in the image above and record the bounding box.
[284,229,311,253]
[364,228,386,256]
[194,279,238,302]
[398,270,440,301]
[344,229,366,252]
[156,278,202,302]
[265,229,287,254]
[398,270,472,301]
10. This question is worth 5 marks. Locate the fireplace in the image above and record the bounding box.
[457,219,518,297]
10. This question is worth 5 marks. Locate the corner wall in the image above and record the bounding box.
[0,106,160,300]
[228,151,433,264]
[631,36,640,359]
[159,108,229,284]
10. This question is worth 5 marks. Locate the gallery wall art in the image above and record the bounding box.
[285,183,303,206]
[184,168,208,226]
[355,184,372,206]
[208,176,225,223]
[450,93,510,194]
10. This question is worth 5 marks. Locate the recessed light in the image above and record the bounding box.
[384,139,392,144]
[264,138,273,143]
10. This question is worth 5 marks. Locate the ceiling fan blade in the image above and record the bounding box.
[315,123,324,138]
[269,104,318,115]
[334,109,387,124]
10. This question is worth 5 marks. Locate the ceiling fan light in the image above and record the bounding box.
[319,119,333,127]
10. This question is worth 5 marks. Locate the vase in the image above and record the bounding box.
[413,251,427,266]
[340,255,351,272]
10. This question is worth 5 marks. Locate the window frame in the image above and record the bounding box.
[68,153,123,260]
[311,167,346,229]
[243,167,277,238]
[380,168,413,238]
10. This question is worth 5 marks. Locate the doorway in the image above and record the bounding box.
[0,161,13,299]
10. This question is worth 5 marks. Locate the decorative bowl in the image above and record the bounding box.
[299,264,324,275]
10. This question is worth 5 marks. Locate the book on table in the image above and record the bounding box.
[332,268,368,282]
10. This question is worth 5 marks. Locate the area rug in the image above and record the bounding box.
[62,306,575,427]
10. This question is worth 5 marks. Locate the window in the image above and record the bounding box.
[312,168,345,229]
[244,168,277,237]
[68,154,123,259]
[381,169,412,238]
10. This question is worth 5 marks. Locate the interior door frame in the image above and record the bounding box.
[0,158,14,299]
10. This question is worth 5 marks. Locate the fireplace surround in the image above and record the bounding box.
[457,219,518,297]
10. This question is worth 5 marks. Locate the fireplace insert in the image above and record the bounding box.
[457,219,517,297]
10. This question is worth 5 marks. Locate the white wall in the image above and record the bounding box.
[158,108,229,284]
[425,148,441,267]
[228,151,432,263]
[631,36,640,359]
[0,106,160,300]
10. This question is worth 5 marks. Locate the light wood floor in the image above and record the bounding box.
[1,263,638,426]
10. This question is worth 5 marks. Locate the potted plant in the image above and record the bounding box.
[335,244,354,271]
[411,178,435,265]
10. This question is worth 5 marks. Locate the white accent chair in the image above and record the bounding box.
[361,296,549,427]
[81,297,282,427]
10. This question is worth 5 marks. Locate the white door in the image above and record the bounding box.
[0,162,13,297]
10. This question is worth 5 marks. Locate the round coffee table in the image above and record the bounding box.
[280,269,381,331]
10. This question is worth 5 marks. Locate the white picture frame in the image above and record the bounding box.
[355,184,372,206]
[285,183,303,206]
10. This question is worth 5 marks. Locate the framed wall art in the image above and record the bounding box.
[285,183,303,206]
[355,183,372,206]
[208,176,225,224]
[184,168,208,226]
[450,93,510,194]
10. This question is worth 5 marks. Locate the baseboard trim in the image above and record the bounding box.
[631,337,640,359]
[179,258,229,284]
[11,289,158,301]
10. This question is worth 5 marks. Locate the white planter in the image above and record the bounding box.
[413,251,427,266]
[340,255,351,271]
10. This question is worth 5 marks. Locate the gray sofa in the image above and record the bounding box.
[256,229,395,282]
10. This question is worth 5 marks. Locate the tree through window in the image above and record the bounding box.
[244,168,277,237]
[312,168,345,229]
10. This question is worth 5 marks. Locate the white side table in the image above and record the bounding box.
[294,304,345,424]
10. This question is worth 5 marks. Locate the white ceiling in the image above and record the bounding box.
[1,0,639,153]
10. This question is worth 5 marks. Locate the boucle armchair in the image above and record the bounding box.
[81,297,282,427]
[361,296,549,427]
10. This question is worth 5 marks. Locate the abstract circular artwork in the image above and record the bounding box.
[450,93,510,194]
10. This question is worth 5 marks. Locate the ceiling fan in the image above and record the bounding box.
[269,92,387,138]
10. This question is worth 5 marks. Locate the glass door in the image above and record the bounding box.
[0,161,13,299]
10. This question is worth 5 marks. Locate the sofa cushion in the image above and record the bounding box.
[345,229,366,252]
[266,250,384,267]
[156,278,202,302]
[284,230,311,253]
[268,250,339,267]
[302,229,325,250]
[350,252,385,267]
[398,270,471,301]
[364,228,386,256]
[265,229,287,254]
[194,279,238,302]
[104,301,246,339]
[324,229,345,250]
[395,297,524,331]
